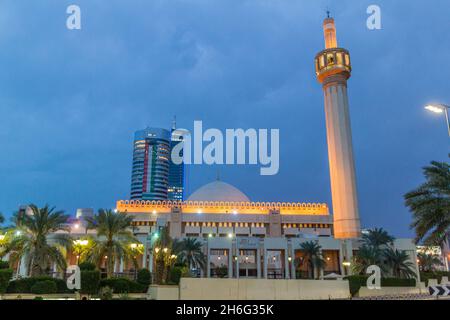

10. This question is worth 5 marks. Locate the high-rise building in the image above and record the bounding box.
[315,15,361,239]
[130,128,171,201]
[168,125,189,201]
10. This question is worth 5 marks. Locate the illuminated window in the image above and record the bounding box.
[345,54,350,66]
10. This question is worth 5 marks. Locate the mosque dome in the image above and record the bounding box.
[187,180,250,202]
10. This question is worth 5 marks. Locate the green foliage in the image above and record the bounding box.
[345,275,416,296]
[99,278,146,293]
[0,261,10,269]
[295,241,325,279]
[361,228,395,248]
[0,269,13,294]
[99,286,113,300]
[137,268,151,286]
[7,276,71,294]
[405,159,450,246]
[169,266,184,284]
[173,238,207,272]
[84,209,138,278]
[6,204,71,277]
[417,252,443,272]
[78,262,96,271]
[80,270,100,295]
[420,271,450,286]
[30,280,57,294]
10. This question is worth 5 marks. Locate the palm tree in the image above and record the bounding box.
[152,227,175,284]
[417,252,443,272]
[361,228,395,248]
[297,241,325,279]
[173,238,206,274]
[352,245,385,275]
[85,209,138,278]
[6,205,71,276]
[405,159,450,246]
[0,212,4,226]
[383,248,417,279]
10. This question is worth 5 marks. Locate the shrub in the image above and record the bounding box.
[420,271,450,286]
[30,280,57,294]
[0,269,13,294]
[169,266,184,285]
[80,270,100,295]
[99,278,146,294]
[78,262,96,271]
[345,275,416,296]
[0,261,10,269]
[7,276,71,294]
[99,286,113,300]
[137,269,151,286]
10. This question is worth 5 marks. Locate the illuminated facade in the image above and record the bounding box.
[168,128,188,201]
[315,15,361,239]
[130,128,171,201]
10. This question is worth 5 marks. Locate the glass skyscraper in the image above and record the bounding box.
[130,128,171,201]
[168,128,189,201]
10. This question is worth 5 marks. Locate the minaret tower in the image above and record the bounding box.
[315,15,361,239]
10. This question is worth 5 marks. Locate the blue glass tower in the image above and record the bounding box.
[130,128,171,201]
[168,127,188,201]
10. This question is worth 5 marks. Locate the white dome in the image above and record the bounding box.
[187,180,250,202]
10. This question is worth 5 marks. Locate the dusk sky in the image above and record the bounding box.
[0,0,448,238]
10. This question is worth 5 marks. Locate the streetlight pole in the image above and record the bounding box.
[425,103,450,137]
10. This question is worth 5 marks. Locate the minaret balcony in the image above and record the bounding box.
[315,48,351,83]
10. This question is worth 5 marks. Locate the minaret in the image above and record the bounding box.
[315,15,361,239]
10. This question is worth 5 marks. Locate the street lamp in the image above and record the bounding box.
[425,103,450,136]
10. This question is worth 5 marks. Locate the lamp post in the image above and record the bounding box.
[425,103,450,137]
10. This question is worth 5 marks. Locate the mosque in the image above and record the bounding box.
[108,15,420,280]
[11,16,421,280]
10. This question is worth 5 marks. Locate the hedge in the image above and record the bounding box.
[0,269,13,294]
[99,278,147,293]
[345,275,416,296]
[78,262,96,271]
[80,270,100,295]
[169,266,184,285]
[420,271,450,286]
[30,280,57,294]
[7,276,72,294]
[137,269,151,286]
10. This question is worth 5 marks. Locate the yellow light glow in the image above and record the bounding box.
[228,233,233,238]
[342,261,351,266]
[425,105,444,114]
[74,239,89,246]
[154,247,160,253]
[163,248,168,253]
[0,235,5,241]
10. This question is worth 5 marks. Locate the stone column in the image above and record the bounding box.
[263,249,268,279]
[142,242,147,269]
[207,247,211,278]
[256,248,261,278]
[290,247,296,279]
[228,249,233,278]
[284,249,290,279]
[119,258,124,273]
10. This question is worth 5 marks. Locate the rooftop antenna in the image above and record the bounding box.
[216,170,221,181]
[172,115,177,130]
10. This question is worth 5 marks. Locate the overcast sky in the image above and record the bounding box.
[0,0,448,237]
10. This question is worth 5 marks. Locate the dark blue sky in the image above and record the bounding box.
[0,1,448,237]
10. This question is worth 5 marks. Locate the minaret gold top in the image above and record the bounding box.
[323,17,338,49]
[315,15,361,239]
